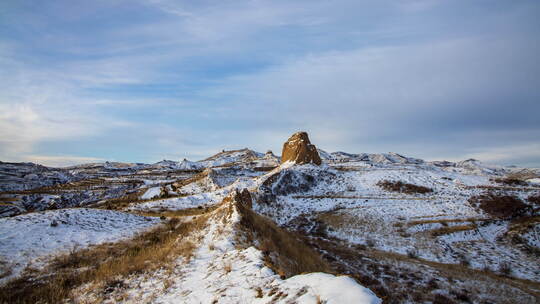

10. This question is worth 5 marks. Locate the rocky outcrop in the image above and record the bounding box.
[281,132,322,165]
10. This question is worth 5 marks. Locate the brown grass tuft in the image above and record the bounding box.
[254,287,263,298]
[223,261,232,273]
[429,224,477,237]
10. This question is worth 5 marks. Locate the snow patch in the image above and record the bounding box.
[284,272,381,304]
[141,186,162,200]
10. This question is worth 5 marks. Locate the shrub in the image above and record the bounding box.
[254,287,263,298]
[491,177,528,186]
[366,238,376,248]
[433,294,456,304]
[469,194,529,219]
[528,195,540,206]
[376,180,433,194]
[458,255,470,266]
[498,262,512,276]
[451,289,472,303]
[406,249,418,259]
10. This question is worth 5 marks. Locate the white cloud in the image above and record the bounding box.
[1,0,538,167]
[17,155,105,167]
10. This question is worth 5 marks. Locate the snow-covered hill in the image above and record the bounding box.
[0,208,159,284]
[72,191,380,303]
[1,144,539,303]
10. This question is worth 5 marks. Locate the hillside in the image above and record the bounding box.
[1,132,539,303]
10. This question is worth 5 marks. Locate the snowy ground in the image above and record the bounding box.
[75,194,380,304]
[251,163,540,281]
[1,149,539,302]
[129,192,221,212]
[0,208,160,284]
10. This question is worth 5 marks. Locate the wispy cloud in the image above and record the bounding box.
[459,143,540,167]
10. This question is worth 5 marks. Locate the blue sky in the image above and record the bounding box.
[1,0,539,167]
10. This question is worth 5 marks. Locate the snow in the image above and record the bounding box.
[199,149,263,168]
[522,223,540,248]
[3,149,539,300]
[178,159,204,170]
[78,196,380,303]
[252,162,540,281]
[129,192,220,211]
[141,186,162,199]
[142,179,175,186]
[284,273,381,304]
[0,208,160,284]
[528,178,540,184]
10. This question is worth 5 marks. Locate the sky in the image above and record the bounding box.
[0,0,539,167]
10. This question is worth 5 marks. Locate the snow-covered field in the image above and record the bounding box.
[0,208,160,284]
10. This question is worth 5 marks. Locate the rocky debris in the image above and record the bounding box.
[265,170,316,196]
[255,167,337,207]
[281,132,322,165]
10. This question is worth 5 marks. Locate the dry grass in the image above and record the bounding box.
[506,216,540,255]
[134,205,218,218]
[223,261,232,273]
[509,216,540,231]
[292,195,437,200]
[377,180,433,194]
[309,236,540,304]
[529,194,540,206]
[170,170,211,191]
[333,166,364,172]
[463,184,540,192]
[253,166,277,172]
[254,287,263,298]
[97,189,146,210]
[235,199,331,278]
[0,215,209,304]
[407,217,486,226]
[428,224,477,236]
[317,211,360,230]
